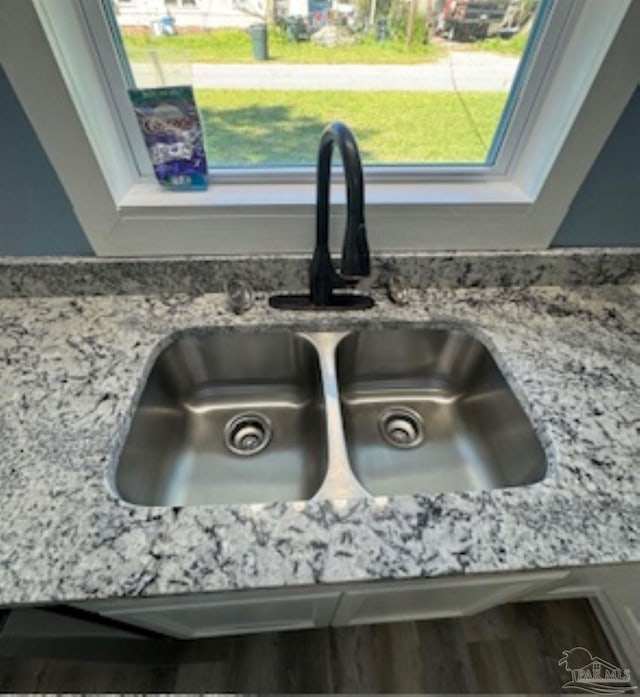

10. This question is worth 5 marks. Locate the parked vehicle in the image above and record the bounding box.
[434,0,515,41]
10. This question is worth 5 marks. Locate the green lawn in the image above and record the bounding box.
[469,30,530,56]
[123,28,443,65]
[195,89,507,166]
[122,29,513,165]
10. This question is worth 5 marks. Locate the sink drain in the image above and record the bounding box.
[379,407,424,449]
[224,412,272,456]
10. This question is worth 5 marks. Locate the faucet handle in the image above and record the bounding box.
[341,221,370,279]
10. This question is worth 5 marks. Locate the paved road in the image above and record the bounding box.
[132,50,519,91]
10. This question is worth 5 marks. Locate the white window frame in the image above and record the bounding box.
[0,0,638,256]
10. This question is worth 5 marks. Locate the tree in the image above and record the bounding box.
[406,0,418,44]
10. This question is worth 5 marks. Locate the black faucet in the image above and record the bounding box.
[270,122,374,311]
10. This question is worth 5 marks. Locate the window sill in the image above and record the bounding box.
[106,177,534,257]
[119,176,533,210]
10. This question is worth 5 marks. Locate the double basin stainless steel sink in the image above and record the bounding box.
[114,327,547,506]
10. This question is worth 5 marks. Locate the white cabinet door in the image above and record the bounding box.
[81,588,341,639]
[332,570,569,627]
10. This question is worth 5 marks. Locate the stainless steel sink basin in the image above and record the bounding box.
[336,328,547,497]
[115,331,327,506]
[114,326,547,506]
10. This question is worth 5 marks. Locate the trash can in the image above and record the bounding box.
[376,17,390,41]
[250,23,269,61]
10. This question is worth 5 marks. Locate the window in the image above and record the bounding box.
[0,0,637,255]
[111,0,546,168]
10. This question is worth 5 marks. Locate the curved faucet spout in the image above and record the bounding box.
[311,121,371,306]
[269,122,373,312]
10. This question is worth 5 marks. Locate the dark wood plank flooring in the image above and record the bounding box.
[0,599,618,693]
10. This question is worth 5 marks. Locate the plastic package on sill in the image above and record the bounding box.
[129,85,208,191]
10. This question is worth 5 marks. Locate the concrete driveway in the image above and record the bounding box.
[191,51,519,91]
[132,50,519,91]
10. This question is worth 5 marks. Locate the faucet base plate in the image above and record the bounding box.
[269,294,374,311]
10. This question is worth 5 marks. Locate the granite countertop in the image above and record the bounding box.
[0,250,638,606]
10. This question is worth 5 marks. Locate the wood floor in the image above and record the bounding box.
[0,599,618,693]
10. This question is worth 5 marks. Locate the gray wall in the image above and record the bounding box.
[552,86,640,247]
[0,66,92,256]
[0,65,637,255]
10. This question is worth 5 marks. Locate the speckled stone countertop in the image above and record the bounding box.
[0,249,638,606]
